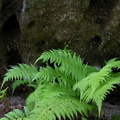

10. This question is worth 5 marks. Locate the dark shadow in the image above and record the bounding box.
[2,14,22,65]
[27,21,35,29]
[7,50,22,66]
[2,14,21,37]
[90,0,118,24]
[90,35,102,47]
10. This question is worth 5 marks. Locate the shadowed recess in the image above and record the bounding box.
[7,50,22,66]
[2,14,21,66]
[90,35,102,46]
[2,14,20,35]
[90,0,118,23]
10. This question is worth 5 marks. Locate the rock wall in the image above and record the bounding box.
[0,0,120,80]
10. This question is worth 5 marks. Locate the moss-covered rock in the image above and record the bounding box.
[0,0,120,80]
[17,0,120,65]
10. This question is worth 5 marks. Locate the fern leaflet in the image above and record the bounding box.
[0,106,30,120]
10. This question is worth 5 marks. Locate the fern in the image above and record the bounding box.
[34,49,98,91]
[2,64,38,85]
[73,58,120,116]
[1,48,120,119]
[35,49,98,82]
[0,106,30,120]
[26,83,93,120]
[0,88,8,99]
[1,64,38,93]
[33,66,75,90]
[26,83,76,109]
[28,96,93,120]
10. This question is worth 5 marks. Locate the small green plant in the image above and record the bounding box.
[1,48,120,120]
[0,106,29,120]
[0,87,8,100]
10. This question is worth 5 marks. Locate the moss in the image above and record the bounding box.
[19,0,120,66]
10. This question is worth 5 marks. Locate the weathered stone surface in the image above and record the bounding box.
[0,0,120,80]
[18,0,120,65]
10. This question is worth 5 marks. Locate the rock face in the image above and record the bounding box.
[0,0,120,79]
[0,0,22,79]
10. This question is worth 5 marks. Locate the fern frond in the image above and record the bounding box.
[73,59,120,117]
[35,49,72,65]
[35,49,98,83]
[26,83,76,110]
[33,65,75,89]
[33,66,58,83]
[74,59,120,100]
[0,88,8,100]
[26,83,94,120]
[28,96,93,120]
[11,80,28,94]
[1,64,38,89]
[105,58,118,64]
[92,76,120,116]
[0,106,30,120]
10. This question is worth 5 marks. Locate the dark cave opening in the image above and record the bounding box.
[2,14,22,66]
[2,14,21,37]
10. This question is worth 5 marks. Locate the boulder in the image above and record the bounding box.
[0,0,120,80]
[18,0,120,65]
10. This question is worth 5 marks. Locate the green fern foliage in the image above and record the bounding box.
[35,49,98,82]
[0,106,30,120]
[34,49,98,88]
[26,83,77,110]
[29,96,93,120]
[73,58,120,116]
[1,64,38,93]
[1,48,120,120]
[26,83,93,120]
[2,64,38,85]
[0,87,8,100]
